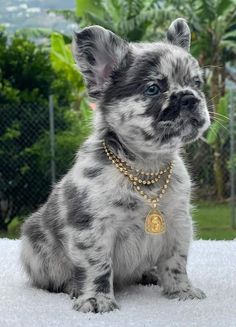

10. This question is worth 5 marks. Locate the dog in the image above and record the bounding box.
[21,18,210,313]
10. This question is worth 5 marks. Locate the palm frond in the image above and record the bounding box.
[119,7,173,36]
[84,12,115,31]
[220,40,236,51]
[216,0,233,16]
[195,0,216,22]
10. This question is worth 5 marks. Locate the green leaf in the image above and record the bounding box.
[85,12,114,31]
[75,0,102,17]
[206,122,221,145]
[216,0,233,16]
[206,94,229,146]
[50,33,84,94]
[216,94,228,116]
[222,30,236,40]
[220,40,236,51]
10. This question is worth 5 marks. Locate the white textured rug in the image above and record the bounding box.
[0,239,235,327]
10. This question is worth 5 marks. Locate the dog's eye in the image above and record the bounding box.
[145,84,160,96]
[194,79,202,88]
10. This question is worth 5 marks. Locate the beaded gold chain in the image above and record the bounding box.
[102,141,174,235]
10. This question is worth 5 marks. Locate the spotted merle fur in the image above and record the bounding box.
[94,270,111,294]
[21,18,209,314]
[64,183,93,230]
[83,167,103,179]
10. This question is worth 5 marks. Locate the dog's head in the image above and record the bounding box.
[73,18,210,154]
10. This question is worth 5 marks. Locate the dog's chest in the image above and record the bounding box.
[111,194,165,283]
[112,214,163,283]
[90,163,187,282]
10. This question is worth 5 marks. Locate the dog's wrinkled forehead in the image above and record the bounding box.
[72,18,200,100]
[130,43,200,87]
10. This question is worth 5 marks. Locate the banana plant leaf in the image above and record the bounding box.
[206,94,229,146]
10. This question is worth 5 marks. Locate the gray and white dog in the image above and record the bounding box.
[21,18,210,313]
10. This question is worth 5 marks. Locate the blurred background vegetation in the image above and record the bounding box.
[0,0,236,240]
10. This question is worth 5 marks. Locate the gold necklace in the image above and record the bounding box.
[102,141,174,235]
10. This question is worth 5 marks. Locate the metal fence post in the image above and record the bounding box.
[49,95,56,185]
[229,89,236,229]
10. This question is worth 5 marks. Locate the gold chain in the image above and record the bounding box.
[102,141,174,209]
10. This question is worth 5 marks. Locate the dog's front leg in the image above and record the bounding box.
[68,241,119,313]
[158,244,206,300]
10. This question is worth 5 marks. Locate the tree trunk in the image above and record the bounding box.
[210,64,225,201]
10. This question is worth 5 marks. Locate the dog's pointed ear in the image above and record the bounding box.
[166,18,191,51]
[72,26,129,99]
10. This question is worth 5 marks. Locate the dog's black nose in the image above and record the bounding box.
[180,93,199,110]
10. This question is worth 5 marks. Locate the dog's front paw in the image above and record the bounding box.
[163,287,206,300]
[73,294,119,313]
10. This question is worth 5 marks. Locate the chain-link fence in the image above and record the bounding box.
[0,94,236,232]
[0,97,83,231]
[0,101,51,229]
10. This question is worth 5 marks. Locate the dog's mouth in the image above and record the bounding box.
[158,115,207,144]
[189,117,206,128]
[179,115,207,143]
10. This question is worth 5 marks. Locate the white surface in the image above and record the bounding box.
[0,239,235,327]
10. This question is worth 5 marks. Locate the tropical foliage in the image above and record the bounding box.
[184,0,236,200]
[0,29,90,230]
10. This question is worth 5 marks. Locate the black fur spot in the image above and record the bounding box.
[104,129,135,162]
[94,270,111,294]
[171,268,181,274]
[140,129,154,141]
[64,182,94,230]
[112,197,139,210]
[75,241,94,250]
[88,258,100,266]
[83,167,103,179]
[23,217,47,252]
[141,94,167,121]
[72,266,86,292]
[75,28,94,44]
[43,188,65,243]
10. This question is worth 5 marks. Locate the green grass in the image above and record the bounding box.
[0,202,236,240]
[193,202,236,240]
[0,217,22,239]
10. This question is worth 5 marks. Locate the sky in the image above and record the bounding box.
[0,0,76,35]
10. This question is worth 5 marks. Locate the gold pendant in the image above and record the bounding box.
[145,208,166,235]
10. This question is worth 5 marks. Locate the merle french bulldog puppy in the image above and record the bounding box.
[21,18,210,313]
